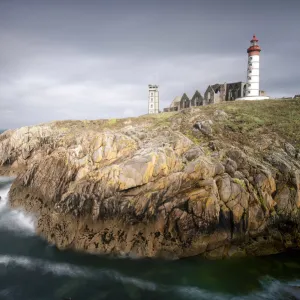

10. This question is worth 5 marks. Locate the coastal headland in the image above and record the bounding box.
[1,99,300,259]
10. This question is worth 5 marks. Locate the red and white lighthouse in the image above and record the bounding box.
[246,35,261,97]
[238,34,269,100]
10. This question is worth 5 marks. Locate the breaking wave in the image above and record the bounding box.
[0,181,36,235]
[0,254,93,278]
[1,253,300,299]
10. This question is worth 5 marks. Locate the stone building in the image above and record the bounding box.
[163,81,250,112]
[203,82,247,103]
[168,96,181,112]
[164,91,204,112]
[179,93,190,109]
[226,82,247,100]
[204,84,227,104]
[191,90,204,107]
[294,94,300,99]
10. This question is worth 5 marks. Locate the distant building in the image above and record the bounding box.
[294,94,300,99]
[163,82,248,112]
[191,90,204,107]
[204,83,226,104]
[168,96,181,112]
[163,91,204,112]
[162,34,270,112]
[148,85,159,114]
[226,82,247,100]
[203,82,247,103]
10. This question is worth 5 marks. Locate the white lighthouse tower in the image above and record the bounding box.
[148,84,159,114]
[237,34,269,101]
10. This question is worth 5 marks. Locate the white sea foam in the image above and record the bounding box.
[0,208,36,234]
[0,184,36,235]
[0,253,160,291]
[0,186,10,211]
[177,286,229,300]
[0,255,93,278]
[2,254,298,300]
[228,276,300,300]
[113,272,158,291]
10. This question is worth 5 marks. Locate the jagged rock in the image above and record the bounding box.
[214,110,228,120]
[1,103,300,259]
[183,147,204,162]
[193,120,213,136]
[285,142,297,158]
[225,158,238,176]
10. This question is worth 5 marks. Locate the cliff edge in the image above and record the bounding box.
[1,100,300,259]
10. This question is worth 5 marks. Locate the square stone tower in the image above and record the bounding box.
[148,84,159,114]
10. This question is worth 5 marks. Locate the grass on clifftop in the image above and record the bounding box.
[177,99,300,148]
[48,99,300,148]
[217,100,300,147]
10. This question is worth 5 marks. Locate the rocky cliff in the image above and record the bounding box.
[1,100,300,259]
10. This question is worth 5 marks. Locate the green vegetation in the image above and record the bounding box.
[107,118,117,125]
[221,100,300,146]
[259,195,268,212]
[45,99,300,149]
[183,131,202,145]
[194,99,300,148]
[233,178,246,189]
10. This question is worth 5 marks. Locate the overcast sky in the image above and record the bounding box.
[0,0,299,128]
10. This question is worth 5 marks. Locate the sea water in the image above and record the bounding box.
[0,177,300,300]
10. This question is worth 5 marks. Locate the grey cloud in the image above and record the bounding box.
[0,0,299,128]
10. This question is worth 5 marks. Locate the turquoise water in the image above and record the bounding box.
[1,178,300,299]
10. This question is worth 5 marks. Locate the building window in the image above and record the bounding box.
[248,91,251,94]
[151,104,153,108]
[151,92,153,96]
[208,92,211,99]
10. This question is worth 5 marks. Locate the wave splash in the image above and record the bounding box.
[0,255,92,278]
[0,183,36,235]
[1,254,300,300]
